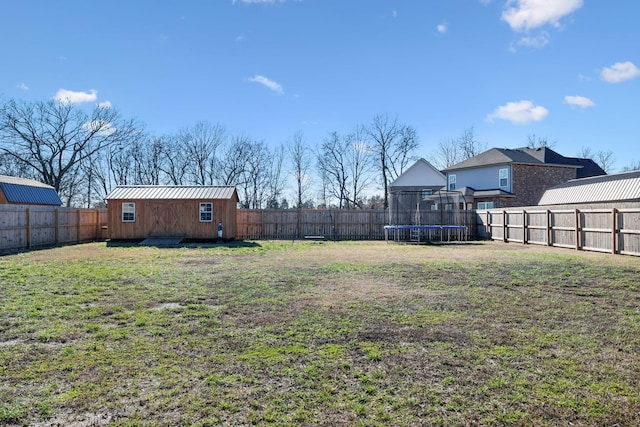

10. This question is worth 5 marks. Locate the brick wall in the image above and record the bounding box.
[506,164,576,207]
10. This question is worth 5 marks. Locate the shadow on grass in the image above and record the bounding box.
[106,239,262,249]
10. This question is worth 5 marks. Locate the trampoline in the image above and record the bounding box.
[383,224,468,243]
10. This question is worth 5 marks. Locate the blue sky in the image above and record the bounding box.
[2,0,639,172]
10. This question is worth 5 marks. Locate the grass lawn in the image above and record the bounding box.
[1,240,639,426]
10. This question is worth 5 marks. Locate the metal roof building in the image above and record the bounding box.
[105,185,238,201]
[0,175,62,206]
[104,185,239,241]
[539,170,640,205]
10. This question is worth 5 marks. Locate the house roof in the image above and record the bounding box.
[390,158,446,188]
[0,175,62,205]
[444,147,606,178]
[432,187,515,199]
[105,185,238,200]
[538,170,640,205]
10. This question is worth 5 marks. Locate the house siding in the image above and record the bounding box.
[508,164,576,207]
[447,165,511,193]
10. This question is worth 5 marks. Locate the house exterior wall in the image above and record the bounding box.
[507,164,576,207]
[107,198,237,240]
[447,164,512,192]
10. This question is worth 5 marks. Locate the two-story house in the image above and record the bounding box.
[438,147,606,209]
[388,158,446,223]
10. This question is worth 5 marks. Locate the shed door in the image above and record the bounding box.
[149,201,187,236]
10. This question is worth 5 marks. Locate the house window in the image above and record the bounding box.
[448,174,456,191]
[199,202,213,222]
[431,203,438,211]
[122,202,135,222]
[444,203,453,211]
[421,189,432,200]
[477,201,494,210]
[499,168,509,188]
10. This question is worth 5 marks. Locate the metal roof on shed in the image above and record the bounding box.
[0,175,62,205]
[538,170,640,205]
[105,185,238,200]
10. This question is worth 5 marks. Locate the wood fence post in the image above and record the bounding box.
[502,210,507,243]
[612,208,618,255]
[55,208,60,244]
[575,209,580,251]
[77,209,81,243]
[26,207,32,249]
[522,210,527,244]
[546,209,552,246]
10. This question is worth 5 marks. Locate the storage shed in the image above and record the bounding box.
[0,175,62,206]
[105,185,239,241]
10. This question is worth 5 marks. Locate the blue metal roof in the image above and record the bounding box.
[0,182,63,205]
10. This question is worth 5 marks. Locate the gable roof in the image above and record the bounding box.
[539,170,640,205]
[390,158,446,187]
[0,175,62,205]
[105,185,238,201]
[444,147,606,178]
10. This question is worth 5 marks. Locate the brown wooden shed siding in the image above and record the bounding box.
[107,197,237,240]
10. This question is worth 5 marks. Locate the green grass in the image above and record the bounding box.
[1,240,639,426]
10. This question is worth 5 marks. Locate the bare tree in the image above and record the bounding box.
[527,134,556,149]
[287,131,312,209]
[593,149,615,173]
[362,114,419,209]
[266,143,286,208]
[0,99,140,202]
[317,131,350,209]
[622,160,640,172]
[458,126,486,159]
[180,121,226,185]
[577,146,615,173]
[159,135,189,185]
[432,138,460,169]
[431,127,485,170]
[344,130,375,209]
[316,130,375,209]
[215,135,252,187]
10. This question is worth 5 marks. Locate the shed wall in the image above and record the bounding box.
[107,198,237,240]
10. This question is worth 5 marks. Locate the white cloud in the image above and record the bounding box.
[98,101,112,108]
[486,100,549,124]
[82,120,116,136]
[249,75,284,95]
[564,95,595,108]
[16,83,29,90]
[53,88,98,104]
[437,22,448,34]
[517,32,549,48]
[601,61,640,83]
[502,0,583,32]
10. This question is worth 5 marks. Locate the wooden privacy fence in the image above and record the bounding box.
[478,208,640,256]
[237,208,477,241]
[0,205,108,252]
[237,209,389,240]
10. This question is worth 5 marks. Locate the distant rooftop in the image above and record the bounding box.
[539,170,640,205]
[0,175,62,206]
[444,147,606,179]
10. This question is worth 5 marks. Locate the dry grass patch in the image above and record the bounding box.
[1,240,639,426]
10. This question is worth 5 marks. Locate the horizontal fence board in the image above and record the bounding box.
[477,203,640,257]
[0,205,107,252]
[237,208,475,241]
